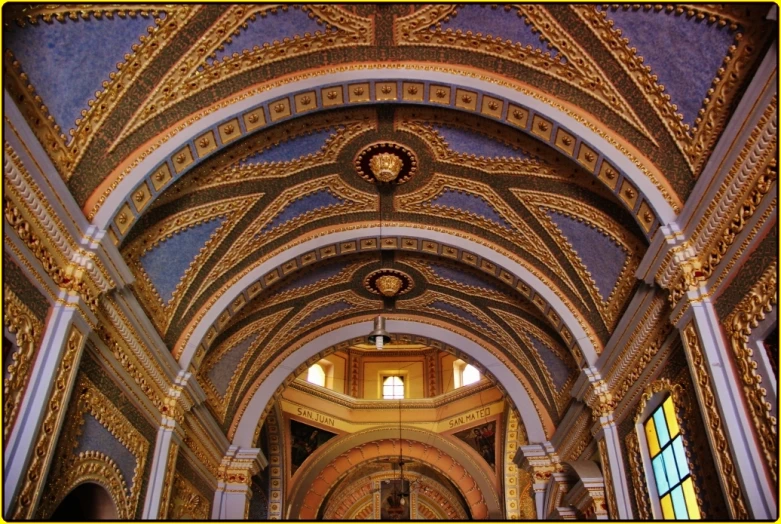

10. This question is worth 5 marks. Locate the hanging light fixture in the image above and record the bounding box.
[368,315,391,350]
[368,153,391,352]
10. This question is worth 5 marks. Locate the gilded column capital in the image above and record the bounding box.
[216,447,264,487]
[565,480,608,520]
[583,378,616,422]
[161,371,199,432]
[516,443,562,483]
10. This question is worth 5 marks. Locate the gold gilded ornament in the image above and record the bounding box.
[376,275,403,297]
[369,152,404,183]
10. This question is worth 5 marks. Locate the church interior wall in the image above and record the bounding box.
[2,3,777,520]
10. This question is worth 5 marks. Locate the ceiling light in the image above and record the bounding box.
[368,315,391,350]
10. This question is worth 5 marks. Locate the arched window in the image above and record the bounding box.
[383,376,404,399]
[307,364,326,387]
[643,396,700,520]
[453,359,481,388]
[462,364,481,386]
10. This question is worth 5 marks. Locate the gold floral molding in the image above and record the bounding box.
[625,431,650,519]
[181,417,222,480]
[3,138,116,296]
[168,473,210,520]
[557,409,591,461]
[4,5,197,180]
[12,325,84,519]
[681,324,748,518]
[668,162,776,306]
[38,373,149,519]
[123,195,262,335]
[395,5,654,144]
[265,409,284,519]
[397,174,587,305]
[41,452,132,519]
[614,323,673,419]
[574,4,765,175]
[194,175,376,305]
[114,5,373,147]
[95,297,169,412]
[2,287,44,441]
[504,409,535,519]
[152,117,375,206]
[88,59,679,223]
[584,379,617,420]
[4,151,102,310]
[724,263,778,482]
[199,308,292,421]
[513,189,643,330]
[167,222,598,365]
[492,308,575,412]
[597,439,619,519]
[655,97,776,294]
[158,443,179,519]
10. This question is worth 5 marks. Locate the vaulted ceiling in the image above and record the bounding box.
[4,3,773,442]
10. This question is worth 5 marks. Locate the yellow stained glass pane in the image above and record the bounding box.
[645,418,661,456]
[663,397,680,438]
[682,478,701,520]
[661,493,675,520]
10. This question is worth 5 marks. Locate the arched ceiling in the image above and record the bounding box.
[3,3,774,445]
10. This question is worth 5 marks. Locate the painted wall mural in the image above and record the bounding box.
[380,479,411,521]
[289,419,336,473]
[454,421,497,469]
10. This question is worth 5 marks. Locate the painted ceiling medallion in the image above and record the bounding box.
[355,142,417,185]
[364,269,414,297]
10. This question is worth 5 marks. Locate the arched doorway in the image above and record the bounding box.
[50,483,118,521]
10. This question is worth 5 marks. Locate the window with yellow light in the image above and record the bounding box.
[643,396,700,520]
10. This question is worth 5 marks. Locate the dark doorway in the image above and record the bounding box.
[50,483,118,520]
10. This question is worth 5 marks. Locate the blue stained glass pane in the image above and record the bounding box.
[654,408,671,446]
[662,446,679,484]
[671,485,689,519]
[652,455,669,494]
[672,437,690,477]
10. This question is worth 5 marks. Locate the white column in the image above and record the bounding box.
[142,371,200,519]
[678,297,776,519]
[3,295,93,517]
[142,427,180,519]
[212,446,266,520]
[516,443,560,520]
[593,415,633,519]
[532,481,548,519]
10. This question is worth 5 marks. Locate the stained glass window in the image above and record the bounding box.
[383,376,404,399]
[644,396,700,520]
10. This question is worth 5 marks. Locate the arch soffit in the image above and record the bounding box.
[91,67,677,239]
[241,327,534,447]
[232,320,549,447]
[287,426,502,520]
[179,226,598,375]
[323,469,468,520]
